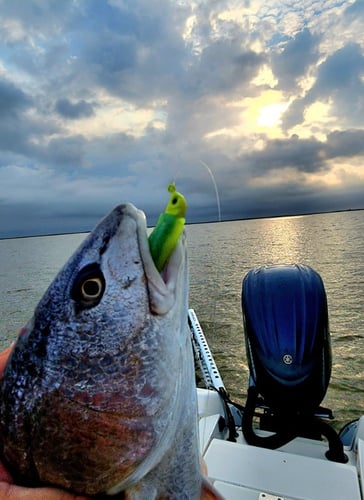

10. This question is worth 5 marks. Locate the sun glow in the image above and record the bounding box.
[237,89,291,137]
[257,102,290,128]
[203,91,291,142]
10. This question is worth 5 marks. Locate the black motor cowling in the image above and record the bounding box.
[242,263,331,414]
[241,264,347,462]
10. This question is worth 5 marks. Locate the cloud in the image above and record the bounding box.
[326,129,364,158]
[0,77,32,115]
[187,40,265,98]
[344,0,364,21]
[243,134,326,175]
[239,129,364,179]
[64,0,192,105]
[0,78,43,157]
[282,42,364,130]
[271,28,321,92]
[55,98,95,119]
[312,43,364,101]
[0,0,363,237]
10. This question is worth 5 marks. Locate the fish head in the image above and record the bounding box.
[0,203,200,497]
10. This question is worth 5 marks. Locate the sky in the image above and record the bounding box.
[0,0,364,237]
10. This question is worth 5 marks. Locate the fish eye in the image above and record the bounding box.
[71,263,105,308]
[81,277,103,300]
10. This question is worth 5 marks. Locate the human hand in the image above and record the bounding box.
[0,343,89,500]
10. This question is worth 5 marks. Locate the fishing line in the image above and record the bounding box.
[198,160,222,327]
[198,164,241,443]
[173,159,222,331]
[175,161,235,454]
[199,161,221,224]
[171,159,221,336]
[196,160,231,448]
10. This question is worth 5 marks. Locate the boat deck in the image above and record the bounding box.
[198,389,364,500]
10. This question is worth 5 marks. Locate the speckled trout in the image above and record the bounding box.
[0,204,218,498]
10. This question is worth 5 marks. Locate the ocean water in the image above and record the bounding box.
[0,210,363,429]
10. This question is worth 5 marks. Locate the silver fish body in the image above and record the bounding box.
[0,203,201,498]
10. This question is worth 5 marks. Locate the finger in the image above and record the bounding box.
[0,462,13,483]
[0,482,89,500]
[0,343,15,378]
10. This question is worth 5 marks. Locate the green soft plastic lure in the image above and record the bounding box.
[149,182,187,272]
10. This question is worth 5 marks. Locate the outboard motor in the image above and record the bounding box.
[241,264,347,463]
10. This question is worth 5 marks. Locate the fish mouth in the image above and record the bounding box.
[132,204,186,316]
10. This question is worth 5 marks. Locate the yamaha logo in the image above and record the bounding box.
[283,354,293,365]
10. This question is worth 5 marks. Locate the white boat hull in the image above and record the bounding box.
[198,388,364,499]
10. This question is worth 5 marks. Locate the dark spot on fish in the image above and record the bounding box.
[19,350,31,363]
[33,337,48,359]
[99,355,117,374]
[61,356,78,369]
[99,234,111,256]
[26,362,37,377]
[99,354,113,367]
[89,363,103,376]
[122,276,136,289]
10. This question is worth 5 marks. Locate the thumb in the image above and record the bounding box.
[0,482,89,500]
[0,342,15,378]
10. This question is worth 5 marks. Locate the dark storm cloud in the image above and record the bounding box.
[0,83,84,170]
[41,135,87,167]
[326,129,364,158]
[0,78,47,157]
[242,135,326,174]
[187,40,265,97]
[183,1,266,99]
[70,0,191,104]
[0,78,32,116]
[282,43,364,129]
[271,28,321,92]
[0,198,107,238]
[0,120,30,157]
[55,98,94,119]
[69,0,264,105]
[241,129,364,177]
[0,0,73,76]
[0,77,63,162]
[221,180,364,221]
[312,43,364,97]
[81,31,139,96]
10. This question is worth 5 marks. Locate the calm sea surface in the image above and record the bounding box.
[0,211,363,429]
